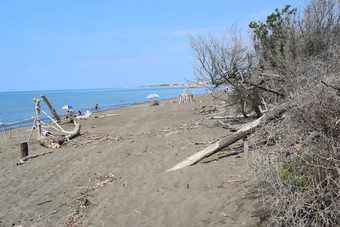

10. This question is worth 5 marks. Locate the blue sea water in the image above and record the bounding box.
[0,86,210,129]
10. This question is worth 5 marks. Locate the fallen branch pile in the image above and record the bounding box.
[68,134,123,147]
[158,120,203,137]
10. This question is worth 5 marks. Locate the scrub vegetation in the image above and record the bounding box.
[191,0,340,225]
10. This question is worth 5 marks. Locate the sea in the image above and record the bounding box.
[0,86,210,130]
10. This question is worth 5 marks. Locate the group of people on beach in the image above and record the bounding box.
[64,110,82,119]
[64,103,99,119]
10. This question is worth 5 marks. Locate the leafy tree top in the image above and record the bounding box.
[249,5,297,42]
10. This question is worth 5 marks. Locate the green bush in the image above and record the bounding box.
[277,162,309,188]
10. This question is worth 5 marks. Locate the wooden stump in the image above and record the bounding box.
[20,142,28,159]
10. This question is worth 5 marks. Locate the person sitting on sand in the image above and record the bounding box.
[75,110,82,116]
[68,110,75,119]
[151,100,159,106]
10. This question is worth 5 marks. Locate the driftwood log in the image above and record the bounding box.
[37,122,81,148]
[166,102,290,172]
[17,151,53,165]
[208,113,260,119]
[42,110,77,134]
[41,94,61,121]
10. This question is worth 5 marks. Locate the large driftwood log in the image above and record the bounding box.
[64,123,81,140]
[166,102,290,172]
[37,122,81,148]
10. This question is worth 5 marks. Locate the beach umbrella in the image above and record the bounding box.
[146,94,160,99]
[61,105,73,110]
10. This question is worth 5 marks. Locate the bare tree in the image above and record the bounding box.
[190,25,265,117]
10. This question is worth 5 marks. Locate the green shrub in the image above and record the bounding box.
[278,162,309,188]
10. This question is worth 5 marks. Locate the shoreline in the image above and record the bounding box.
[0,96,183,131]
[0,94,193,141]
[0,87,212,131]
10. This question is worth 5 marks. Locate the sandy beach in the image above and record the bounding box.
[0,94,266,226]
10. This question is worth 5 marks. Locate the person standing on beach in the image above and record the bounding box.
[95,103,99,110]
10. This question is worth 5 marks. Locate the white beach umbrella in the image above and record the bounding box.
[146,94,160,99]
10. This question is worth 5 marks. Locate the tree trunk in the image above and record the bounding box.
[166,102,290,172]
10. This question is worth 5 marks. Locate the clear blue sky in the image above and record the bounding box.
[0,0,306,92]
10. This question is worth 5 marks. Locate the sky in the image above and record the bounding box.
[0,0,307,92]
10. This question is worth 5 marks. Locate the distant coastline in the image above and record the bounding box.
[136,82,212,88]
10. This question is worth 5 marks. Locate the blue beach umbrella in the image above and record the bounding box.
[61,105,73,110]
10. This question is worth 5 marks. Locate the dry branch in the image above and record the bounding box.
[226,179,242,183]
[243,79,285,97]
[321,80,340,95]
[42,110,76,134]
[166,102,290,172]
[208,114,252,119]
[259,73,282,78]
[217,150,239,156]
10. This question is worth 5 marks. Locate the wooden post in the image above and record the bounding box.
[20,142,28,158]
[0,120,7,143]
[41,94,61,121]
[179,90,186,104]
[186,87,190,103]
[34,98,42,137]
